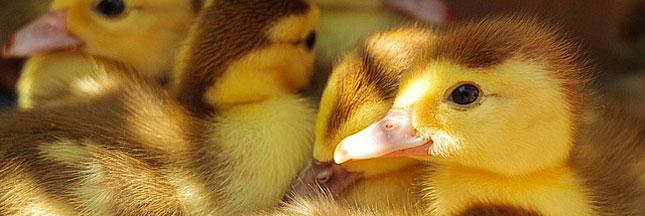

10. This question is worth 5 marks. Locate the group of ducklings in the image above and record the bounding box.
[0,0,643,215]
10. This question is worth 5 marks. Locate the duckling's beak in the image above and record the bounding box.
[3,9,84,58]
[334,109,432,164]
[283,160,362,202]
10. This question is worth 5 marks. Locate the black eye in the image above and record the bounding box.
[449,84,480,106]
[303,31,317,51]
[95,0,126,18]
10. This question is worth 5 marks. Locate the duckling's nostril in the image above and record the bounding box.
[316,169,333,183]
[334,147,349,164]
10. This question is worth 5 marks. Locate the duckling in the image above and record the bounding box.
[287,27,435,209]
[4,0,201,108]
[171,0,320,213]
[1,0,320,215]
[332,17,642,215]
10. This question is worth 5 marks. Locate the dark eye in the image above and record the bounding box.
[449,84,480,106]
[303,31,317,51]
[95,0,126,18]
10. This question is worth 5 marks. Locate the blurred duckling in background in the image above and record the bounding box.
[333,17,644,215]
[286,27,434,210]
[3,0,201,108]
[1,0,319,215]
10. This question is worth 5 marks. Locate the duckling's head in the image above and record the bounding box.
[288,27,433,197]
[172,0,320,114]
[3,0,200,78]
[335,17,590,176]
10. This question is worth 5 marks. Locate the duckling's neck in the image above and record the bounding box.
[343,162,424,208]
[425,161,593,216]
[206,94,316,214]
[203,66,304,110]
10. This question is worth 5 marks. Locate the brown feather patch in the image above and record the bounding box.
[458,204,542,216]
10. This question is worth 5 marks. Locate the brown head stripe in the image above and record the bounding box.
[175,0,311,115]
[428,20,520,69]
[325,44,405,139]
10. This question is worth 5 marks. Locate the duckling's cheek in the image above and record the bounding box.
[263,44,315,90]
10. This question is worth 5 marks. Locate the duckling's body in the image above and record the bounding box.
[0,63,200,215]
[208,95,316,213]
[1,0,320,215]
[333,18,644,216]
[5,0,200,108]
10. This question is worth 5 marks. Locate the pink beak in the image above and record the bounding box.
[383,0,454,25]
[334,109,433,164]
[3,10,84,58]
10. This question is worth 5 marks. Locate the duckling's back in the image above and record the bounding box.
[0,63,205,215]
[573,104,645,216]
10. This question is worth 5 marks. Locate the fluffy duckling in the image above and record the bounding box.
[333,17,635,215]
[4,0,201,108]
[171,0,320,214]
[287,27,434,209]
[1,0,320,215]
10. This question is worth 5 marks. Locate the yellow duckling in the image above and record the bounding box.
[1,0,320,215]
[4,0,200,108]
[287,27,435,209]
[333,17,630,215]
[171,0,320,213]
